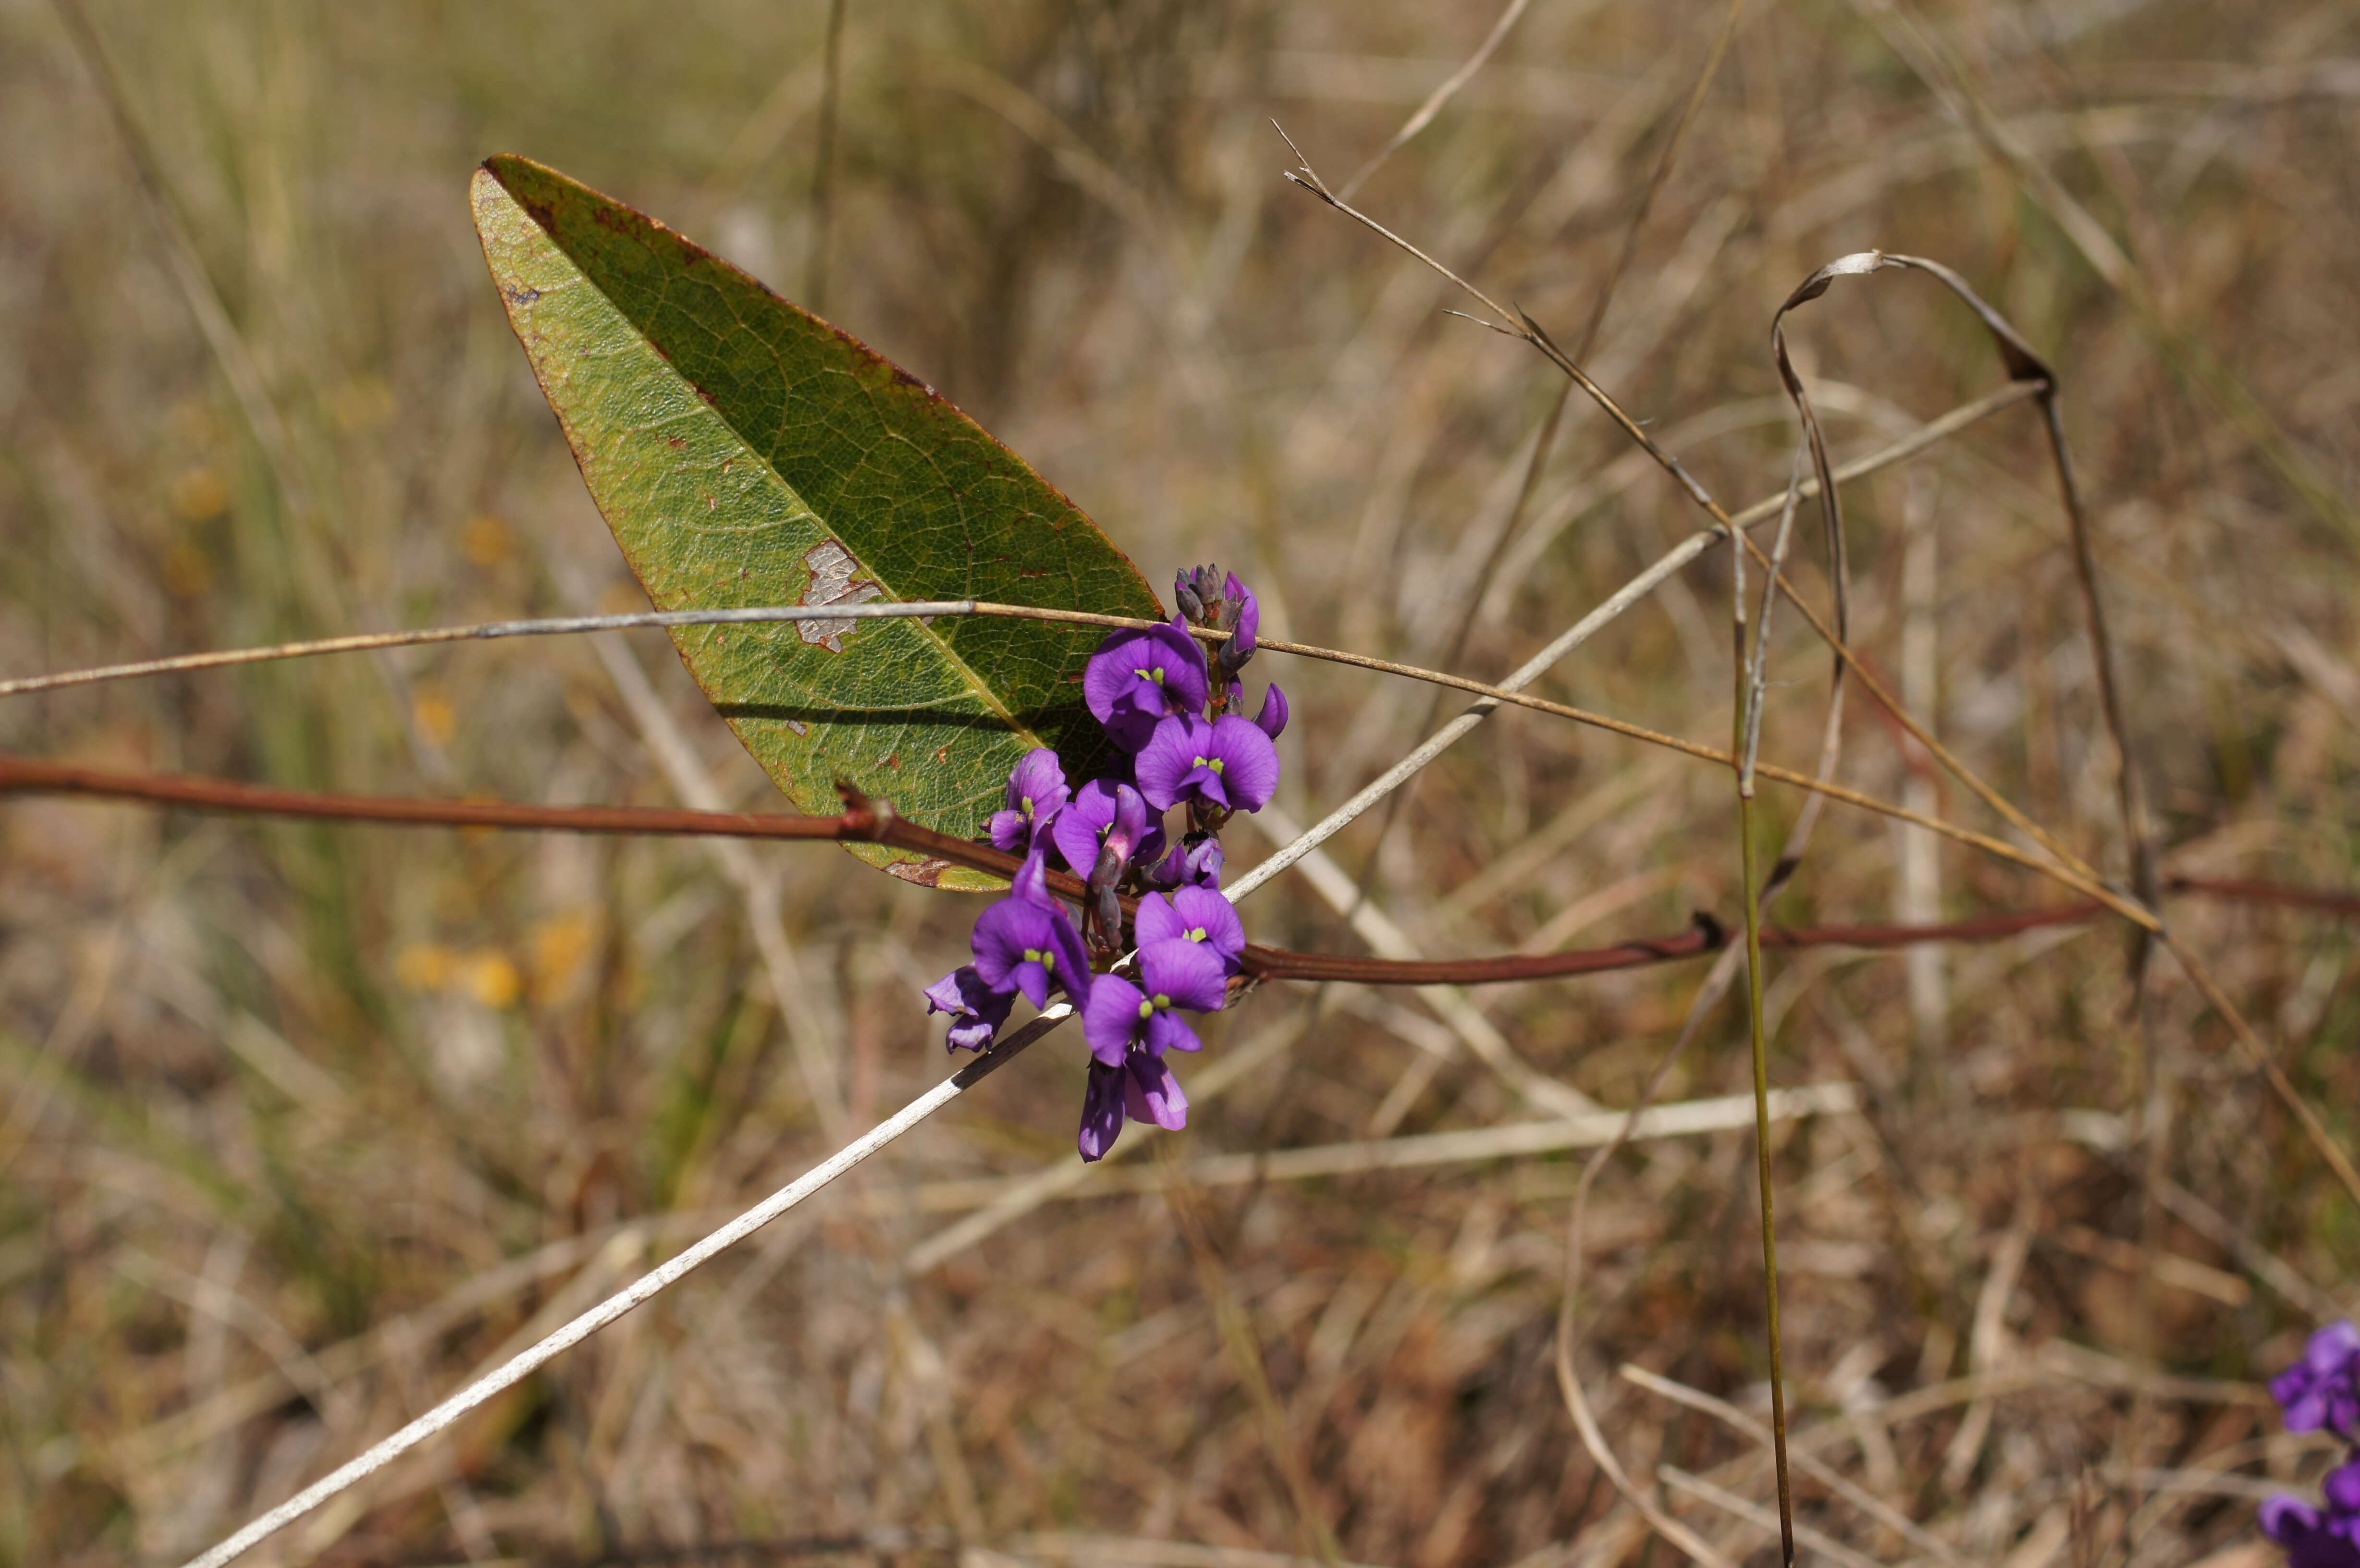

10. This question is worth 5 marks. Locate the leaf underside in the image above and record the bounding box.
[471,154,1163,891]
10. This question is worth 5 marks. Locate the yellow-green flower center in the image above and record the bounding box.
[1192,755,1224,774]
[1025,947,1055,972]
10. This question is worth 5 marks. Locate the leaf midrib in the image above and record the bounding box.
[524,190,1050,758]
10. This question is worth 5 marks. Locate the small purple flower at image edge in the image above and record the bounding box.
[2265,1322,2360,1568]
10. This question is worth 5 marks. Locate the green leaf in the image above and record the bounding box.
[471,155,1163,890]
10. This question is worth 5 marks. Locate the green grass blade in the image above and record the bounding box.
[471,155,1163,890]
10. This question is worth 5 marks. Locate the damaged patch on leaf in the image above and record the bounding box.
[798,540,884,653]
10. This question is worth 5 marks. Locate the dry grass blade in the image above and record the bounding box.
[911,1084,1857,1200]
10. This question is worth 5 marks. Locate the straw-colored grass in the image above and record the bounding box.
[3,1,2358,1565]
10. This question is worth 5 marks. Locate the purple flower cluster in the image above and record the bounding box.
[2265,1323,2360,1568]
[925,567,1288,1162]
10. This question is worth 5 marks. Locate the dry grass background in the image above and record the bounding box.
[3,0,2359,1564]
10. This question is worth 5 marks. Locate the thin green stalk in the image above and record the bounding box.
[1732,490,1796,1566]
[1737,791,1795,1568]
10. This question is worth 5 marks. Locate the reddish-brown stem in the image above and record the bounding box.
[5,753,2350,990]
[0,750,1062,893]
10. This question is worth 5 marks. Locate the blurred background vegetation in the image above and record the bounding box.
[3,0,2359,1564]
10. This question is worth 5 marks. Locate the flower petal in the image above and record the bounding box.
[1051,781,1115,876]
[1012,845,1055,907]
[1045,900,1093,1005]
[970,898,1040,989]
[1138,938,1230,1014]
[2265,1495,2325,1544]
[1224,571,1258,662]
[1107,783,1147,861]
[1133,715,1207,811]
[925,965,1014,1049]
[1078,1060,1127,1161]
[1006,748,1070,818]
[1170,885,1246,964]
[1083,630,1152,726]
[1122,1049,1190,1130]
[2326,1459,2360,1515]
[1131,819,1169,874]
[1180,836,1224,888]
[1254,683,1289,740]
[1207,715,1280,811]
[1082,972,1146,1066]
[972,896,1057,1007]
[1157,618,1212,712]
[1143,1008,1204,1055]
[1134,891,1186,947]
[2313,1322,2360,1371]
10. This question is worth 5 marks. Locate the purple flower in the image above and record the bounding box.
[1051,779,1151,885]
[1080,940,1229,1065]
[925,966,1013,1052]
[2264,1494,2360,1568]
[1134,713,1280,814]
[1084,620,1209,751]
[971,872,1091,1009]
[988,748,1069,854]
[1137,887,1246,974]
[1222,571,1258,665]
[1146,833,1224,891]
[1254,683,1288,740]
[2275,1322,2360,1437]
[1077,1048,1190,1161]
[2329,1460,2360,1516]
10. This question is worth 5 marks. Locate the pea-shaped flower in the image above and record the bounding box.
[1145,833,1224,891]
[923,966,1014,1053]
[1134,713,1279,814]
[2275,1321,2360,1438]
[1051,779,1150,884]
[2262,1468,2360,1568]
[1081,939,1229,1064]
[970,853,1090,1009]
[1084,619,1209,751]
[988,748,1070,854]
[1135,887,1246,975]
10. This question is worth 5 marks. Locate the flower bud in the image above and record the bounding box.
[1254,684,1288,741]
